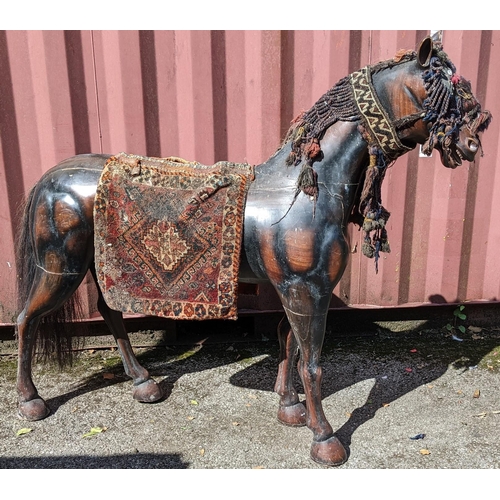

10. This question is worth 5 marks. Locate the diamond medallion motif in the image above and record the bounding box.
[142,222,190,271]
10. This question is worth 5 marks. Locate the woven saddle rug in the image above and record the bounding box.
[94,152,255,320]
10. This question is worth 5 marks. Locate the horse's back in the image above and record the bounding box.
[54,153,111,169]
[37,153,111,188]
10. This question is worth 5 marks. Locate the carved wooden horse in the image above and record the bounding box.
[15,37,491,466]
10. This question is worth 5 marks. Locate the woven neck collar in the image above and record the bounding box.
[350,66,414,162]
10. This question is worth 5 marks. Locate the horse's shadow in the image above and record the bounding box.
[42,324,268,414]
[228,325,500,452]
[43,321,499,458]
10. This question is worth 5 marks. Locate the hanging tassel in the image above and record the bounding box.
[379,227,391,253]
[362,234,375,258]
[359,150,379,214]
[297,163,319,199]
[359,145,391,272]
[362,225,391,273]
[303,137,322,162]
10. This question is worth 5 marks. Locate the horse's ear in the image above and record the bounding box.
[417,37,433,67]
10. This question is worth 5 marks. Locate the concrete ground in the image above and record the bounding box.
[0,321,499,472]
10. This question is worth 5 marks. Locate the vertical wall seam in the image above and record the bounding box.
[89,30,103,153]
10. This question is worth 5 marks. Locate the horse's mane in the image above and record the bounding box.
[281,50,417,168]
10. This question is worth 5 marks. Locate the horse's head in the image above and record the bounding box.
[405,36,492,168]
[351,36,491,265]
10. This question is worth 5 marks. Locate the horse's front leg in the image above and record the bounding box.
[275,316,306,426]
[279,282,347,466]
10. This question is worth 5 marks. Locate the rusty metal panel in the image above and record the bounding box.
[0,30,498,324]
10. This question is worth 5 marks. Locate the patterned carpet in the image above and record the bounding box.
[94,152,254,320]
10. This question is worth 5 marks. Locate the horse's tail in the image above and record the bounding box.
[15,186,85,368]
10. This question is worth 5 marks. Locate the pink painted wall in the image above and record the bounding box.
[1,30,498,324]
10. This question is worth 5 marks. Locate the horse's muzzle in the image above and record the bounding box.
[440,128,480,168]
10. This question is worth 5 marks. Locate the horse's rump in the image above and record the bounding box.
[15,186,86,366]
[94,152,255,320]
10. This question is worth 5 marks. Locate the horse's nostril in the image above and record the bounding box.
[468,140,478,152]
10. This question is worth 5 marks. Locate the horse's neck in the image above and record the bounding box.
[318,122,369,185]
[240,122,368,282]
[248,120,368,228]
[256,121,367,188]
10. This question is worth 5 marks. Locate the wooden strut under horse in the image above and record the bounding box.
[15,36,491,466]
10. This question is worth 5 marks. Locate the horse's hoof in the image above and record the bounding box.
[310,435,348,467]
[132,378,163,403]
[277,402,307,427]
[18,398,51,421]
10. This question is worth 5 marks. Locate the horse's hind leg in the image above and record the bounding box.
[90,268,163,403]
[17,307,49,420]
[275,316,306,426]
[17,268,87,420]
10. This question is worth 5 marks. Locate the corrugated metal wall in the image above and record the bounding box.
[1,30,499,324]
